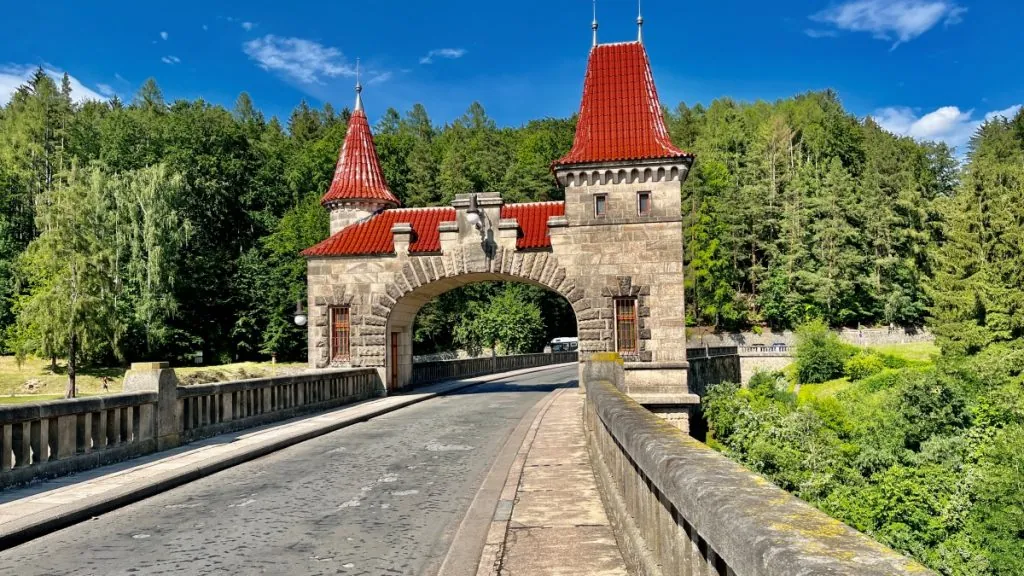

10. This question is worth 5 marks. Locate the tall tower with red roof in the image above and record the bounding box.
[302,19,697,422]
[545,26,695,398]
[321,81,401,236]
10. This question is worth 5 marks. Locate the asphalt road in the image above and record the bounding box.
[0,365,577,576]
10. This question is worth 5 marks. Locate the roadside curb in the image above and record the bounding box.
[0,362,576,551]
[473,388,569,576]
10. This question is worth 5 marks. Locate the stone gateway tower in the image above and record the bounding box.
[303,32,694,405]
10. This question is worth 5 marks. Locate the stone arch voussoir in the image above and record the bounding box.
[379,252,604,360]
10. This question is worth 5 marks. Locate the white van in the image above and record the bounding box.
[549,337,579,352]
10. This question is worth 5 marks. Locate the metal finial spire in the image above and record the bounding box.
[592,0,598,47]
[354,58,363,112]
[637,0,644,42]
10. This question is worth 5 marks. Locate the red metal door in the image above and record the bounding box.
[390,332,399,391]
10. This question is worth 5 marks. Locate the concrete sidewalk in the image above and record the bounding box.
[0,363,575,550]
[477,389,628,576]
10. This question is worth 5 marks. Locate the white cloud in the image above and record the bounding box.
[811,1,965,48]
[243,35,356,84]
[804,29,839,39]
[0,65,108,106]
[160,31,169,41]
[96,83,115,97]
[872,103,1023,151]
[161,55,181,65]
[202,24,209,32]
[114,72,129,83]
[367,71,392,85]
[419,48,466,65]
[986,104,1022,121]
[241,21,255,31]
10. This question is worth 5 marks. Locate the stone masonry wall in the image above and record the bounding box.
[309,163,693,395]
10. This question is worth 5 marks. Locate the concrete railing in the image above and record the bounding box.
[410,351,577,386]
[0,393,159,489]
[177,369,379,443]
[0,353,577,490]
[583,375,932,576]
[737,345,795,356]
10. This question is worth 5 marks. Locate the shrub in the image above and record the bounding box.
[858,368,904,392]
[795,320,856,384]
[878,353,910,370]
[845,352,886,381]
[748,369,786,396]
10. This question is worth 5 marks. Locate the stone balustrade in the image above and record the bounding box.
[583,372,932,576]
[0,393,159,489]
[410,351,578,386]
[1,352,576,490]
[737,345,796,356]
[177,369,380,443]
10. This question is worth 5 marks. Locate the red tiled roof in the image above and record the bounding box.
[501,202,564,250]
[302,208,453,257]
[302,202,565,257]
[321,109,401,207]
[554,42,691,167]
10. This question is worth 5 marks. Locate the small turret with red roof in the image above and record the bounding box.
[321,80,400,236]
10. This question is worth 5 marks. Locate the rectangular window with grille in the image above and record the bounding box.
[330,306,351,362]
[637,191,651,216]
[614,298,638,354]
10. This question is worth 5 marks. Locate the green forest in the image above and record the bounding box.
[2,57,1023,576]
[0,69,1016,381]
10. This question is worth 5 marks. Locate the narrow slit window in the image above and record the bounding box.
[594,194,607,217]
[638,191,651,216]
[330,306,351,362]
[614,298,638,354]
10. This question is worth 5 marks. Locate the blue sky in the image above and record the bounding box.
[2,0,1021,152]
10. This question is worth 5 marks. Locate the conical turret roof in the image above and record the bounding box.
[321,87,400,207]
[554,41,691,167]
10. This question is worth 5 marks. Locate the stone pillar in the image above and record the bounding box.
[392,223,413,256]
[123,362,180,450]
[582,353,625,394]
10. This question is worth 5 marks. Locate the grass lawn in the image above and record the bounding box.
[869,341,940,362]
[797,377,851,403]
[791,341,940,403]
[0,356,308,404]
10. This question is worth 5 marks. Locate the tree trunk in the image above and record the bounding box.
[50,355,57,372]
[65,334,77,399]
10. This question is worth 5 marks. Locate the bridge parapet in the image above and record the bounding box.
[411,351,578,386]
[0,392,159,490]
[0,352,574,490]
[176,369,380,443]
[583,373,932,575]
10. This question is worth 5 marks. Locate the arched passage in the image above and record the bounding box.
[361,246,591,391]
[385,272,580,390]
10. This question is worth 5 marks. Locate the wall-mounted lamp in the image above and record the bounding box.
[294,300,308,327]
[465,193,483,230]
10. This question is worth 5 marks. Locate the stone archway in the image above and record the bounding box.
[303,38,696,414]
[375,248,589,390]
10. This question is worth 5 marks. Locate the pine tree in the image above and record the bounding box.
[134,78,166,113]
[931,118,1024,354]
[288,100,322,143]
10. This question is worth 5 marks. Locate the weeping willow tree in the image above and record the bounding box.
[12,163,187,396]
[14,165,119,397]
